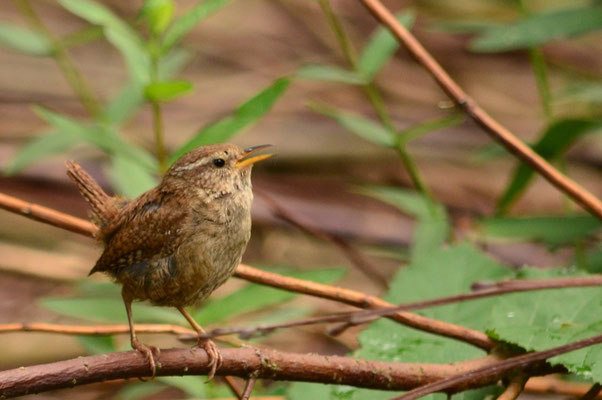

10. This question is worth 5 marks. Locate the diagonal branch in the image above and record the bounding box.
[356,0,602,220]
[0,346,545,398]
[391,334,602,400]
[0,191,495,350]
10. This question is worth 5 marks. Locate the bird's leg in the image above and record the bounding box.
[122,289,159,378]
[177,306,222,380]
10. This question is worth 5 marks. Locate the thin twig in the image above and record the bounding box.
[525,377,602,399]
[497,374,528,400]
[390,334,602,400]
[181,274,601,340]
[356,0,602,219]
[241,378,257,400]
[223,376,244,399]
[256,189,389,288]
[0,190,496,350]
[0,322,193,336]
[0,346,542,398]
[234,264,495,350]
[0,192,95,237]
[582,384,602,400]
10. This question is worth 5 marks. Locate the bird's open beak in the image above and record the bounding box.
[235,144,274,169]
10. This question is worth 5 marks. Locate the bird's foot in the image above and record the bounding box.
[198,338,222,380]
[132,339,160,379]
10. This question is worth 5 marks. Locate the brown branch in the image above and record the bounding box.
[223,376,244,399]
[497,375,527,400]
[471,276,602,292]
[0,322,193,336]
[192,273,600,339]
[241,378,257,400]
[256,189,389,289]
[234,264,495,350]
[390,334,602,400]
[356,0,602,220]
[0,346,541,398]
[525,376,602,399]
[0,191,495,350]
[582,384,602,400]
[0,193,95,237]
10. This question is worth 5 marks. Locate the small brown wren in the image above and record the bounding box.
[66,143,273,379]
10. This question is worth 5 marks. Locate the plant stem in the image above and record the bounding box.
[151,100,167,173]
[318,0,357,66]
[149,41,168,173]
[318,0,432,203]
[13,0,101,117]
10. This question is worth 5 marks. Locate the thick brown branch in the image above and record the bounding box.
[0,346,525,398]
[0,191,495,350]
[356,0,602,219]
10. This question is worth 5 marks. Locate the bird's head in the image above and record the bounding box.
[163,144,273,201]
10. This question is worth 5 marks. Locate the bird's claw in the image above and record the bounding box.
[199,338,222,381]
[132,339,160,380]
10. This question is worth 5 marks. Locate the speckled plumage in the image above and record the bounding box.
[66,143,268,378]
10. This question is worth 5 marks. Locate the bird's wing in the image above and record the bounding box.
[90,190,189,275]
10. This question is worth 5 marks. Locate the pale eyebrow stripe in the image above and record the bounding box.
[174,156,212,171]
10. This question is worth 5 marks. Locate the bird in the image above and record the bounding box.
[65,143,273,379]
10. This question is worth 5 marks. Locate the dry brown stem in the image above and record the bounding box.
[356,0,602,219]
[525,376,602,399]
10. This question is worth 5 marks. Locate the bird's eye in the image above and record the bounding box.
[213,158,225,168]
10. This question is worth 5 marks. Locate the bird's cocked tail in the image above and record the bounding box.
[65,160,118,228]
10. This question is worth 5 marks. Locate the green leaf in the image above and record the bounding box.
[33,106,156,170]
[145,80,194,102]
[339,243,511,400]
[5,130,82,174]
[557,81,602,107]
[357,11,415,80]
[481,215,601,247]
[171,77,290,162]
[103,48,192,124]
[486,268,602,382]
[40,297,185,324]
[496,119,602,214]
[398,113,464,144]
[59,0,151,83]
[162,0,233,51]
[470,5,602,52]
[0,22,52,56]
[103,81,145,124]
[296,64,367,85]
[311,104,395,148]
[358,186,448,259]
[108,155,158,198]
[194,267,346,324]
[139,0,175,35]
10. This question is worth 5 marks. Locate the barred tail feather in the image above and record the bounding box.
[65,160,116,227]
